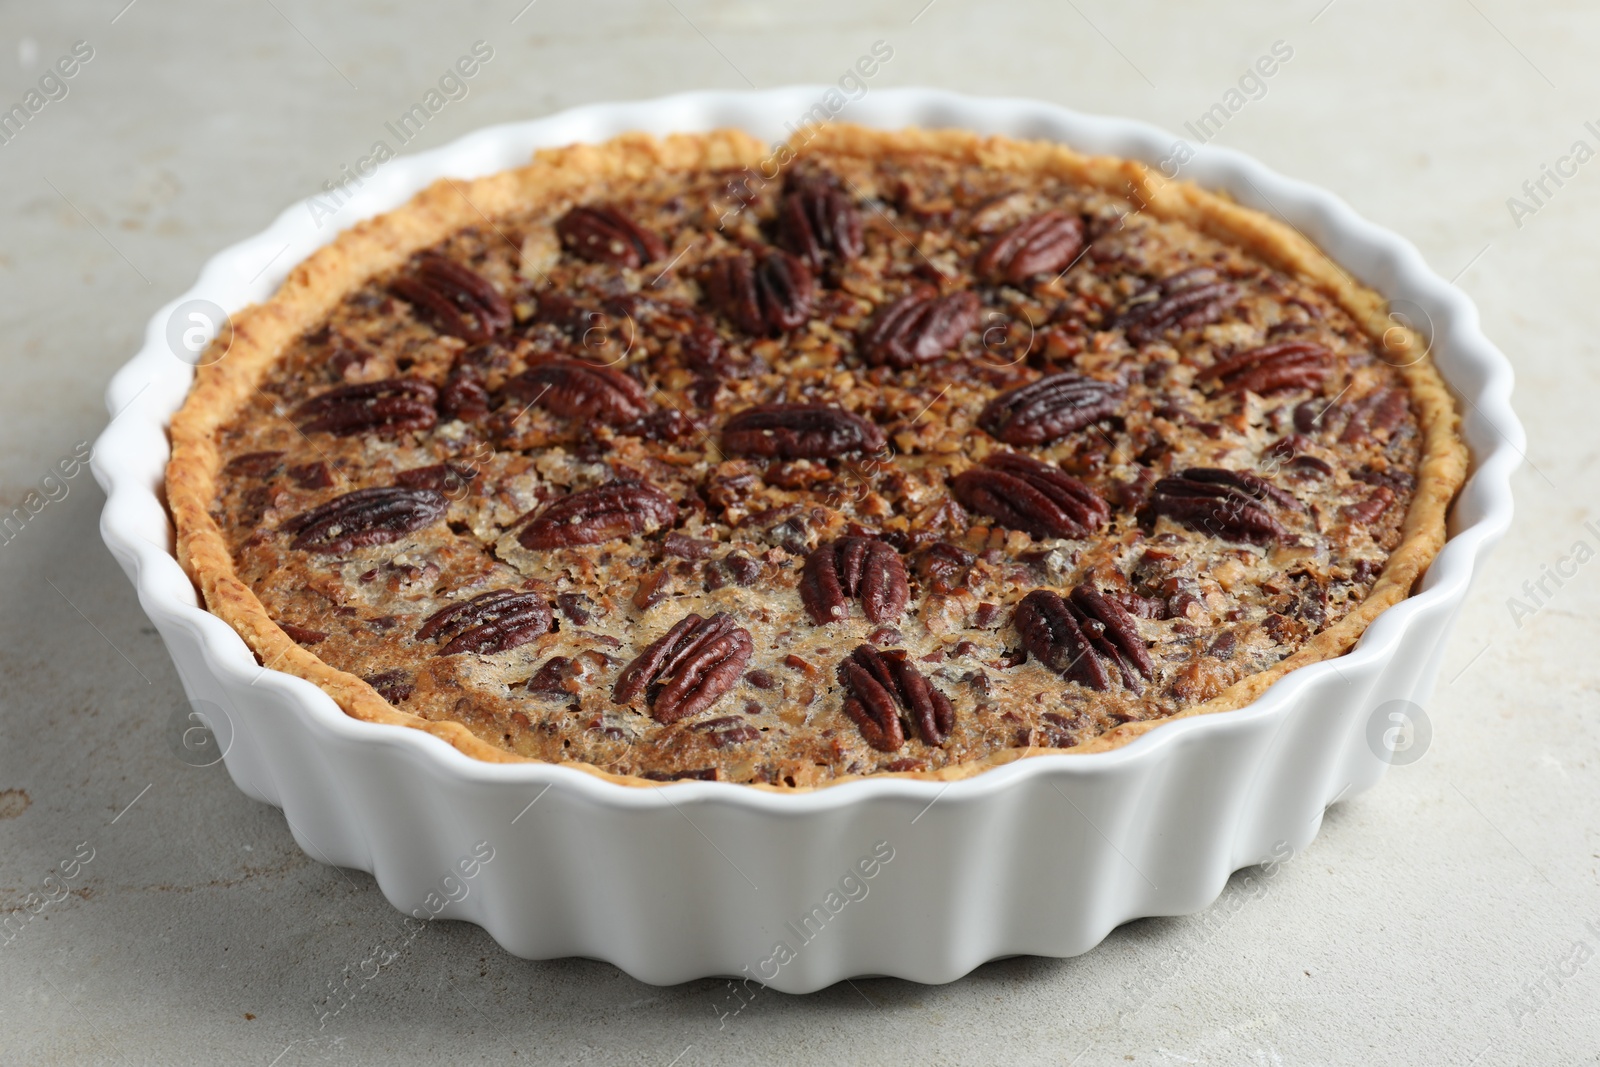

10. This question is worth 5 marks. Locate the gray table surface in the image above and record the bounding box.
[2,1,1597,1063]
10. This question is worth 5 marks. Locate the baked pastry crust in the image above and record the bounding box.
[166,125,1467,790]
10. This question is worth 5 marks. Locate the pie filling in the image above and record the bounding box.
[202,132,1436,786]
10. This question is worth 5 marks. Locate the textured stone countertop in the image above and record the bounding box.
[1,1,1596,1063]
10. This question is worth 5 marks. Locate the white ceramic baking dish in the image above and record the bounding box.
[92,87,1519,993]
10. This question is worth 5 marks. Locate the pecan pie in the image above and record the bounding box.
[167,126,1466,789]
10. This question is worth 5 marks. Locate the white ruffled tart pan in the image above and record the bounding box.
[93,88,1519,992]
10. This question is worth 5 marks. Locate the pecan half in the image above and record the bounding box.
[776,172,863,267]
[976,211,1085,285]
[394,462,475,494]
[1014,589,1099,689]
[516,481,678,549]
[530,290,601,339]
[1341,485,1396,526]
[660,532,715,560]
[977,373,1124,446]
[1201,341,1332,395]
[496,359,650,427]
[1144,467,1297,545]
[1115,267,1241,346]
[613,612,753,724]
[415,589,553,656]
[226,451,284,477]
[1352,465,1416,496]
[1320,386,1410,445]
[1014,585,1152,693]
[277,621,326,645]
[702,250,814,336]
[555,204,667,268]
[1068,586,1154,691]
[293,378,439,438]
[390,253,512,343]
[837,645,954,752]
[857,287,980,368]
[799,537,909,626]
[281,487,448,553]
[721,403,886,460]
[693,716,762,748]
[366,669,414,704]
[950,453,1110,540]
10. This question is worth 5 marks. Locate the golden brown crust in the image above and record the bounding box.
[167,125,1467,790]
